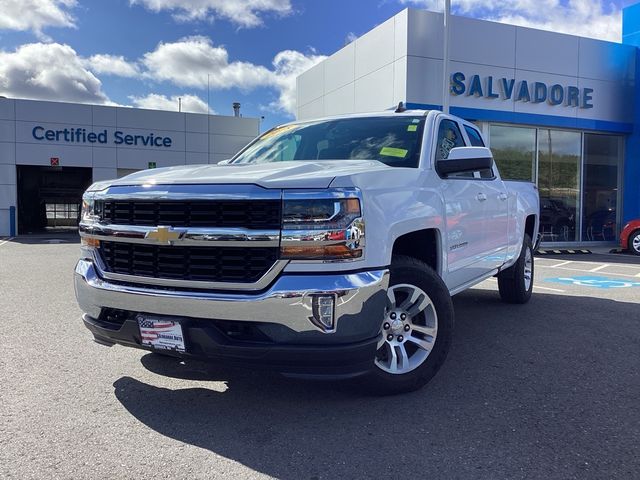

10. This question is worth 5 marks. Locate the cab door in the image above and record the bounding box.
[436,118,491,288]
[462,124,509,270]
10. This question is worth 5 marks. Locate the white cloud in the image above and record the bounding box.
[129,93,212,113]
[0,0,77,39]
[269,49,326,114]
[141,36,325,115]
[130,0,292,28]
[85,54,139,78]
[399,0,621,42]
[0,34,324,117]
[345,32,359,44]
[141,36,272,90]
[0,42,112,104]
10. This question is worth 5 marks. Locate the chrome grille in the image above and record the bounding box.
[98,241,279,284]
[97,200,282,229]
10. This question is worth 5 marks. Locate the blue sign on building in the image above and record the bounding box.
[450,72,594,108]
[32,126,173,148]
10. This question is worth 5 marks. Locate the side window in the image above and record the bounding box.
[464,126,485,146]
[436,119,473,178]
[465,125,495,179]
[435,120,465,160]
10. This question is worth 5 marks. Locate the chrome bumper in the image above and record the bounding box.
[74,259,389,336]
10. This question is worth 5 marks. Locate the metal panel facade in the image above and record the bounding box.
[0,98,260,236]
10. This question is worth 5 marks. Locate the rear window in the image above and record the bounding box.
[231,116,426,168]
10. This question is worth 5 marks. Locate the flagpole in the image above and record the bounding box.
[442,0,451,114]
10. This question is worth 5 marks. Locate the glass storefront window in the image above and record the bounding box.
[582,134,620,241]
[538,129,582,242]
[489,125,536,181]
[488,124,622,244]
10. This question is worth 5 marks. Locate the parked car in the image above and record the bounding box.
[621,219,640,255]
[75,108,540,395]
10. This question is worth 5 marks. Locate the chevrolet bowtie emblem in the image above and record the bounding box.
[145,226,186,244]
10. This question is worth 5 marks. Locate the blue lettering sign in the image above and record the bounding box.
[582,88,594,109]
[486,76,499,99]
[548,84,564,105]
[533,82,547,103]
[33,127,172,147]
[450,72,466,95]
[567,86,580,107]
[32,126,45,140]
[516,80,531,102]
[468,75,483,97]
[501,78,515,99]
[449,72,594,108]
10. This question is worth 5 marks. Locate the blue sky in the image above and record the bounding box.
[0,0,635,130]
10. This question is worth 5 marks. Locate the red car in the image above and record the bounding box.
[621,219,640,255]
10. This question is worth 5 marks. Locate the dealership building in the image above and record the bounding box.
[297,5,640,245]
[0,98,259,236]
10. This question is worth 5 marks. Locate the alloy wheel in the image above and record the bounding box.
[374,283,438,374]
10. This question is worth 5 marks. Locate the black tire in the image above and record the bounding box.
[363,255,454,395]
[628,230,640,256]
[497,234,534,304]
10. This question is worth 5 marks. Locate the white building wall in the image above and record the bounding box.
[298,8,636,126]
[296,11,409,119]
[0,98,260,236]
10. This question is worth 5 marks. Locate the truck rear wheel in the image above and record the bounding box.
[364,255,454,395]
[497,234,534,304]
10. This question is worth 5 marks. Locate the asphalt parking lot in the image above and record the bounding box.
[1,236,639,479]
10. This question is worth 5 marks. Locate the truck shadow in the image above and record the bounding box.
[113,290,639,479]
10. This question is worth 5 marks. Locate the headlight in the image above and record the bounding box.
[281,197,365,261]
[79,193,100,249]
[80,194,96,223]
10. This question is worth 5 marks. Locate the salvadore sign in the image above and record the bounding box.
[450,72,594,109]
[32,126,173,147]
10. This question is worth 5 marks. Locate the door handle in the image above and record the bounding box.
[476,193,487,202]
[498,193,508,201]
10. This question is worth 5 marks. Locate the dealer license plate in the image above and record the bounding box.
[137,315,185,352]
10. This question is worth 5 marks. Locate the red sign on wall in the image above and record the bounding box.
[50,157,60,166]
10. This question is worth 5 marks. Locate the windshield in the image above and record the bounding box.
[231,116,426,168]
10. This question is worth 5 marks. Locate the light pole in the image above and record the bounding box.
[441,0,451,114]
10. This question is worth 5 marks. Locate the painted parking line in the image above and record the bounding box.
[550,260,574,267]
[533,285,566,293]
[485,277,566,293]
[589,264,610,272]
[0,237,14,247]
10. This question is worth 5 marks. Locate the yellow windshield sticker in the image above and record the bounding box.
[380,147,408,158]
[407,125,418,132]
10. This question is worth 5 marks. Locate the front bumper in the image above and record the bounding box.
[74,259,389,376]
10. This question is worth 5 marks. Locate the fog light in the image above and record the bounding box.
[311,295,335,332]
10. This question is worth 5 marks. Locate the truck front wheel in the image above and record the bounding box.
[497,234,534,304]
[364,255,454,395]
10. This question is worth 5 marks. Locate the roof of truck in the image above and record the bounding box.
[277,109,434,128]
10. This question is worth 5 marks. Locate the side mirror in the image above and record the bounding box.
[436,146,493,177]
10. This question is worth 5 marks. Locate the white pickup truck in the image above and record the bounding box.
[75,107,539,394]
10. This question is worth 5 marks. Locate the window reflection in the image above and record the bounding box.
[583,134,620,241]
[487,124,622,244]
[538,129,581,242]
[489,125,536,181]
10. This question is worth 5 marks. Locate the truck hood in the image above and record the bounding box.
[92,160,390,190]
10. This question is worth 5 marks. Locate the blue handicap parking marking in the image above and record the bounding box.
[545,275,640,289]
